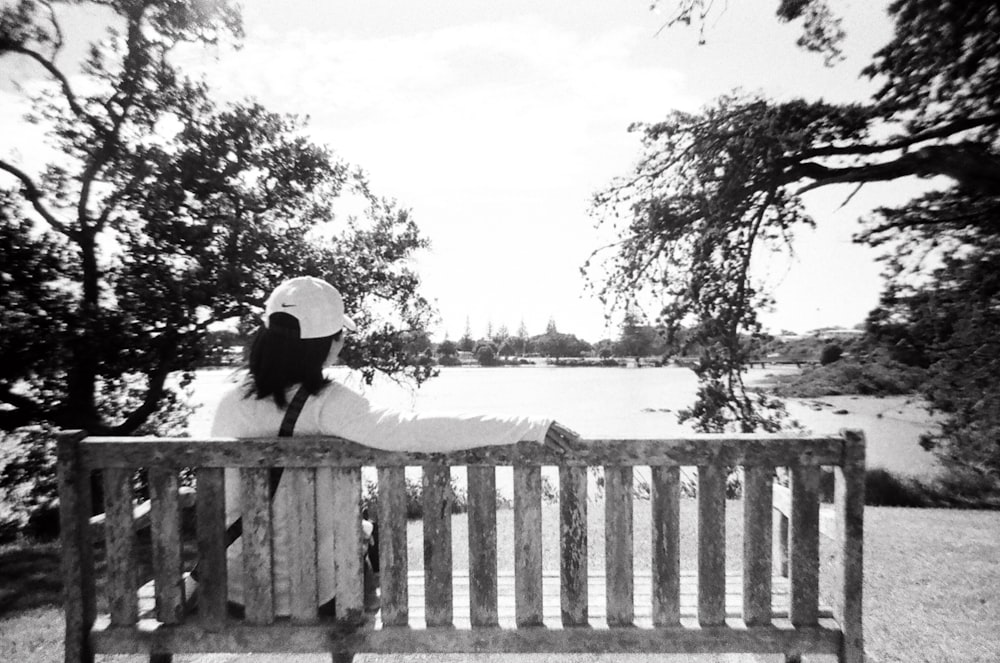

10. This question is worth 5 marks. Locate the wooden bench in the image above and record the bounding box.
[56,429,866,662]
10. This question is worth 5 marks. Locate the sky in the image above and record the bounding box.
[1,0,923,342]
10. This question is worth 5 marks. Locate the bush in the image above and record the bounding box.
[769,357,926,398]
[362,474,475,521]
[0,426,60,542]
[820,344,843,365]
[863,467,1000,509]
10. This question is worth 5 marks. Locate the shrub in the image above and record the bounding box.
[0,426,60,542]
[769,357,926,398]
[820,344,843,365]
[362,474,475,521]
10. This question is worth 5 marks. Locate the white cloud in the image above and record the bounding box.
[172,15,698,340]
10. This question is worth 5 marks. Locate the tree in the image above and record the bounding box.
[0,0,435,435]
[651,0,845,64]
[458,317,475,352]
[819,344,843,366]
[866,241,1000,482]
[473,343,497,367]
[492,324,512,356]
[616,310,656,360]
[533,327,591,360]
[589,0,999,448]
[437,339,458,358]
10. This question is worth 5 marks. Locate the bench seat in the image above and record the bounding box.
[102,571,840,657]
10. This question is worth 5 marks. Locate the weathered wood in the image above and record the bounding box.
[743,466,774,626]
[559,465,588,626]
[81,435,847,469]
[285,468,318,622]
[789,466,820,626]
[774,499,790,579]
[698,464,726,626]
[148,467,184,625]
[88,487,196,539]
[90,616,844,656]
[513,465,543,627]
[467,466,498,627]
[376,466,407,626]
[63,429,863,663]
[604,465,634,626]
[57,430,96,663]
[328,467,363,620]
[836,429,866,663]
[651,465,681,626]
[194,468,227,628]
[241,468,274,624]
[103,467,138,626]
[422,463,453,627]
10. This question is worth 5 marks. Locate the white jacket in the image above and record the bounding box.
[210,378,551,613]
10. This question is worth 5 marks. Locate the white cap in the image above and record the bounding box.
[263,277,357,339]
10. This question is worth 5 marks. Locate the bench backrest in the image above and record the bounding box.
[56,430,865,658]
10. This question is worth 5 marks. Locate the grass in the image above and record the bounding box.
[2,501,998,663]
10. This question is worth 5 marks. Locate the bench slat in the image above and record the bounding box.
[651,465,681,626]
[149,468,183,625]
[104,467,138,626]
[836,429,867,663]
[559,465,588,626]
[698,464,726,626]
[195,467,227,628]
[513,465,543,627]
[241,468,274,624]
[467,466,498,627]
[56,431,97,663]
[91,617,844,656]
[328,467,363,619]
[422,463,453,626]
[80,436,848,469]
[743,465,773,626]
[377,466,408,626]
[286,468,318,622]
[604,465,633,626]
[790,465,820,626]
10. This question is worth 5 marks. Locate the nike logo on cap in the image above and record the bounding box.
[280,303,296,308]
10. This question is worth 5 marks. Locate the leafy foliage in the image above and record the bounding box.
[651,0,846,63]
[0,0,436,435]
[590,0,1000,486]
[819,344,842,366]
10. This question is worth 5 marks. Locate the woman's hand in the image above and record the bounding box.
[544,421,580,454]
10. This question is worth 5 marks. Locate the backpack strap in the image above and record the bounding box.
[224,386,310,547]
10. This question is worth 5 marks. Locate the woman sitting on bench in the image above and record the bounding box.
[211,275,576,617]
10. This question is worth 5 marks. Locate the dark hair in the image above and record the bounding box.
[244,312,342,407]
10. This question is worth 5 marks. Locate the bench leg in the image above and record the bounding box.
[150,655,172,663]
[332,654,354,663]
[784,654,802,663]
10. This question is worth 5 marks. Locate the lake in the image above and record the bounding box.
[187,365,941,478]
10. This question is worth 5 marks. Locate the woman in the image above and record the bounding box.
[211,276,576,616]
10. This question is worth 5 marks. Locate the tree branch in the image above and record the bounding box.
[790,144,1000,196]
[0,158,73,236]
[0,385,48,431]
[6,45,105,135]
[109,333,177,435]
[792,113,1000,161]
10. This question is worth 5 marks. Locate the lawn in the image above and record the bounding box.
[2,503,997,663]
